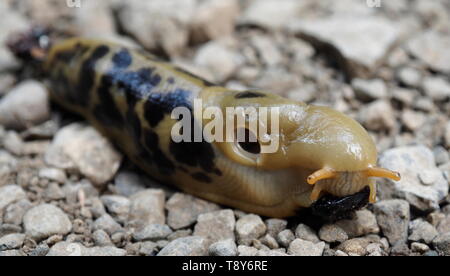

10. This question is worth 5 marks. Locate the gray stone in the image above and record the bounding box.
[132,224,173,242]
[351,78,387,102]
[249,34,283,66]
[336,237,375,256]
[414,97,435,112]
[378,145,448,210]
[45,123,122,185]
[72,0,116,38]
[401,110,426,131]
[318,224,348,243]
[0,185,26,211]
[374,199,410,245]
[445,122,450,148]
[0,74,15,96]
[0,3,29,70]
[139,241,157,256]
[92,229,113,247]
[23,204,72,240]
[336,209,379,238]
[411,242,430,254]
[101,195,130,223]
[288,239,325,256]
[334,250,349,256]
[194,40,242,83]
[240,0,312,29]
[408,219,438,244]
[235,214,266,245]
[63,180,99,204]
[0,250,24,256]
[265,218,288,238]
[295,224,320,243]
[0,224,22,238]
[237,245,258,256]
[3,199,32,225]
[156,240,169,250]
[406,31,450,74]
[366,243,384,256]
[444,122,450,148]
[114,170,147,197]
[397,66,422,87]
[208,239,238,256]
[38,168,67,183]
[0,233,25,250]
[432,233,450,256]
[43,183,65,201]
[93,214,122,235]
[167,229,192,241]
[47,242,126,256]
[358,100,396,131]
[117,0,195,57]
[277,229,295,248]
[437,216,450,234]
[128,189,165,228]
[3,131,24,156]
[422,76,450,101]
[89,197,107,219]
[157,236,207,256]
[29,244,50,256]
[418,169,442,186]
[166,193,220,230]
[190,0,239,43]
[260,233,279,249]
[287,82,316,103]
[392,88,416,106]
[256,249,289,256]
[193,209,235,246]
[433,146,449,165]
[289,16,405,78]
[0,80,50,130]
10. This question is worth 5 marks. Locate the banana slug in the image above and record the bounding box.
[7,29,400,219]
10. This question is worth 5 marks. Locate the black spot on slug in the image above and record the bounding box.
[125,93,141,144]
[112,48,132,69]
[77,45,110,105]
[143,88,192,127]
[191,172,212,183]
[142,128,175,175]
[234,91,266,99]
[112,67,161,99]
[169,115,220,176]
[93,74,124,127]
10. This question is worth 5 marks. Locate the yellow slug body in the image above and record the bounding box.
[38,38,399,218]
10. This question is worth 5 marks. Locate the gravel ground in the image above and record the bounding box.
[0,0,449,256]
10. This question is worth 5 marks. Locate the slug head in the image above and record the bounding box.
[212,90,400,206]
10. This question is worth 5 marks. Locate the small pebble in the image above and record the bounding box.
[23,204,72,240]
[208,239,238,256]
[295,224,320,243]
[235,214,266,245]
[157,236,207,256]
[288,239,325,256]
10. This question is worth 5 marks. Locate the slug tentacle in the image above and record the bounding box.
[307,167,337,185]
[365,167,401,181]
